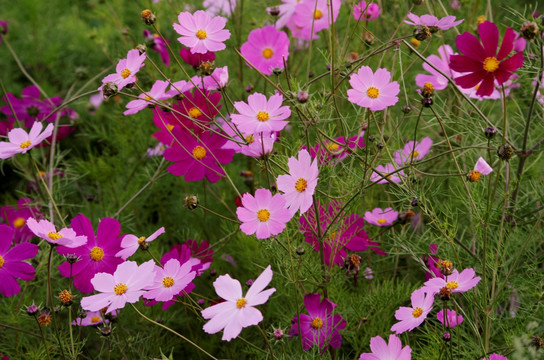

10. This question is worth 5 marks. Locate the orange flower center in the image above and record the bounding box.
[423,82,434,92]
[314,10,323,19]
[483,57,499,73]
[377,218,387,224]
[0,255,4,268]
[48,232,63,241]
[477,15,487,25]
[162,276,175,288]
[311,317,323,329]
[90,316,101,323]
[295,178,307,192]
[245,135,255,144]
[446,281,459,289]
[256,111,270,122]
[90,247,105,261]
[196,30,207,40]
[410,151,419,159]
[236,298,247,308]
[327,143,340,151]
[468,170,481,182]
[189,107,202,118]
[120,69,131,79]
[412,307,423,318]
[366,86,380,99]
[13,217,26,228]
[19,140,31,149]
[192,145,206,160]
[137,236,146,245]
[262,48,274,59]
[257,209,270,222]
[114,283,128,295]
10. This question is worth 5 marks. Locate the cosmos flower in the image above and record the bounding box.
[116,227,165,260]
[276,149,319,215]
[483,354,508,360]
[449,21,524,97]
[199,66,229,90]
[359,334,412,360]
[304,132,366,166]
[423,244,444,281]
[288,293,346,352]
[101,49,146,90]
[1,86,52,128]
[391,288,434,334]
[404,13,463,32]
[143,30,170,66]
[0,198,43,244]
[72,310,117,326]
[415,45,461,90]
[203,0,237,17]
[269,0,298,30]
[236,189,293,239]
[179,47,216,67]
[467,157,493,182]
[220,119,277,158]
[173,11,231,54]
[347,66,400,111]
[0,122,54,159]
[0,224,39,297]
[57,214,125,294]
[26,218,87,248]
[123,80,171,115]
[364,207,398,226]
[393,137,433,165]
[241,26,290,75]
[293,0,341,40]
[437,309,463,328]
[143,259,197,302]
[0,20,7,45]
[353,1,381,21]
[423,268,481,295]
[80,260,156,314]
[370,163,405,184]
[231,92,291,134]
[201,265,276,341]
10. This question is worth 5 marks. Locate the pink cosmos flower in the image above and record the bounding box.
[359,334,412,360]
[0,224,38,297]
[370,163,405,184]
[72,310,118,326]
[437,309,463,328]
[231,92,291,134]
[163,126,234,182]
[347,66,400,111]
[449,21,524,97]
[147,142,166,157]
[203,0,237,17]
[484,354,508,360]
[294,0,341,40]
[393,137,433,165]
[241,26,289,75]
[1,198,43,244]
[404,13,463,32]
[269,0,298,29]
[415,45,461,90]
[179,47,216,67]
[123,80,171,115]
[143,30,170,66]
[391,288,434,334]
[81,260,156,314]
[173,11,231,54]
[364,207,398,226]
[57,215,125,294]
[288,293,346,352]
[116,227,165,260]
[26,218,87,248]
[144,259,197,302]
[305,132,366,166]
[0,122,54,159]
[101,49,146,90]
[199,66,229,90]
[276,149,319,215]
[424,268,481,295]
[474,157,493,175]
[220,119,277,158]
[353,1,381,21]
[201,265,276,341]
[236,189,293,239]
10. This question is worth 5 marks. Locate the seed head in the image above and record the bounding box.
[141,9,156,25]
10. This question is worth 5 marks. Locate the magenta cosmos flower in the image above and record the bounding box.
[179,47,216,67]
[124,80,171,116]
[241,26,289,75]
[26,218,87,248]
[393,137,433,165]
[437,309,463,328]
[404,13,463,32]
[116,227,165,260]
[391,288,434,334]
[294,0,341,40]
[231,92,291,134]
[81,260,155,314]
[449,21,524,97]
[289,293,346,352]
[364,207,398,226]
[359,334,412,360]
[0,225,38,297]
[163,126,234,183]
[370,163,405,184]
[353,1,381,21]
[236,189,293,239]
[276,149,319,215]
[0,122,54,159]
[348,66,400,111]
[173,11,231,54]
[143,259,197,302]
[416,45,462,90]
[423,268,481,295]
[143,30,170,66]
[201,265,276,341]
[1,86,52,128]
[57,215,125,294]
[1,198,42,244]
[484,354,508,360]
[300,201,384,267]
[101,49,146,91]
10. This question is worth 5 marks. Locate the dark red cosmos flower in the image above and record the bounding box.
[449,21,524,97]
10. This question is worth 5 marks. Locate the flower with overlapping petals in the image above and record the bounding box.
[231,92,291,134]
[359,334,412,360]
[27,218,87,248]
[404,12,463,32]
[391,288,434,334]
[347,66,400,111]
[173,11,231,54]
[101,49,146,90]
[241,26,289,75]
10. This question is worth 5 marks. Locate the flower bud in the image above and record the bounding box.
[0,20,8,36]
[297,91,309,103]
[59,290,74,306]
[439,286,452,301]
[497,144,514,161]
[209,268,217,276]
[484,126,497,139]
[75,66,88,80]
[402,105,412,114]
[376,142,384,150]
[273,329,284,339]
[199,61,215,76]
[296,247,305,256]
[65,253,79,264]
[363,32,375,45]
[100,326,112,337]
[413,25,431,41]
[135,44,146,55]
[141,9,156,25]
[245,279,254,287]
[443,332,451,342]
[520,21,539,40]
[272,67,284,75]
[26,304,39,316]
[102,82,118,100]
[197,298,205,306]
[245,84,253,93]
[421,97,433,107]
[184,195,199,210]
[411,198,419,207]
[268,6,280,17]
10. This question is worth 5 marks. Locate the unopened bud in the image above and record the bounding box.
[272,67,284,75]
[296,247,305,256]
[443,332,451,342]
[184,195,199,210]
[38,309,52,326]
[363,32,375,45]
[484,126,497,139]
[421,97,433,107]
[268,6,280,17]
[520,21,539,40]
[135,44,146,55]
[497,144,514,161]
[413,25,431,41]
[65,253,79,264]
[141,9,156,25]
[0,20,8,35]
[402,105,412,114]
[411,198,419,207]
[26,304,39,316]
[245,84,253,93]
[199,61,214,76]
[439,286,452,301]
[273,329,284,339]
[102,82,118,100]
[297,91,309,103]
[100,326,112,337]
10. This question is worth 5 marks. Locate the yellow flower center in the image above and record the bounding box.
[423,82,434,92]
[477,15,487,25]
[327,143,340,151]
[48,232,63,241]
[262,48,274,59]
[257,209,270,222]
[410,151,419,159]
[483,57,499,73]
[236,298,247,308]
[377,218,387,224]
[189,107,202,118]
[295,178,308,193]
[446,281,459,290]
[311,317,323,329]
[412,307,423,318]
[13,217,26,229]
[366,86,380,99]
[19,140,31,149]
[192,145,207,160]
[411,38,421,47]
[137,236,146,245]
[144,95,153,101]
[256,111,270,122]
[196,30,207,40]
[166,123,175,131]
[0,255,4,268]
[162,276,175,288]
[468,170,481,182]
[245,135,255,144]
[90,247,105,261]
[90,316,101,323]
[113,283,128,295]
[120,69,131,79]
[314,9,323,19]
